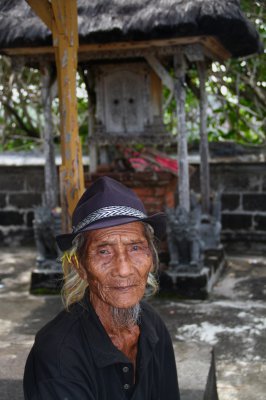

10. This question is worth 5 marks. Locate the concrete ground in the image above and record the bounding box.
[0,247,265,400]
[153,256,266,400]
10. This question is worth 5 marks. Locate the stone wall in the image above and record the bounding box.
[0,166,44,246]
[190,162,266,253]
[1,160,266,252]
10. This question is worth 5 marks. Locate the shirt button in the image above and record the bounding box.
[122,366,129,373]
[124,383,130,390]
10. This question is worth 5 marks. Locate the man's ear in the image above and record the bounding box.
[71,255,87,281]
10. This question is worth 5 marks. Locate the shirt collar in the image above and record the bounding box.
[78,292,158,369]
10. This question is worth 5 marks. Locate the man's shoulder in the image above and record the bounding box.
[26,302,95,383]
[34,303,83,355]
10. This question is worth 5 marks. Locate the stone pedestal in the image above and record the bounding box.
[30,268,63,295]
[30,206,63,294]
[159,246,225,299]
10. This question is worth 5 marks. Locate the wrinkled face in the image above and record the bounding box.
[83,222,153,310]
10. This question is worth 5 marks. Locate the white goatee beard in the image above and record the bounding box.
[110,303,141,328]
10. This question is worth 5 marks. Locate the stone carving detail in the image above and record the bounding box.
[33,206,62,271]
[199,190,222,250]
[166,190,222,271]
[166,203,203,271]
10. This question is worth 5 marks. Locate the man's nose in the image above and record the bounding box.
[114,249,133,277]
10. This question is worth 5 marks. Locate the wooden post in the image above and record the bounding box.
[174,48,190,212]
[40,63,58,209]
[27,0,84,231]
[82,68,97,173]
[88,107,97,173]
[197,60,210,214]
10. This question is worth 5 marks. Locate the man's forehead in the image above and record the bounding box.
[88,222,146,243]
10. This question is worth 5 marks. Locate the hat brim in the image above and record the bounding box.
[56,212,166,252]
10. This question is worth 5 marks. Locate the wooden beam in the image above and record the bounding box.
[174,48,190,212]
[77,36,231,61]
[26,0,53,30]
[145,54,174,92]
[197,60,210,214]
[1,35,231,61]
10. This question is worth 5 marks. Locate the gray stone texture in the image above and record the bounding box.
[221,193,240,211]
[26,211,35,228]
[254,215,266,231]
[207,164,264,192]
[0,194,6,208]
[243,193,266,211]
[9,193,42,208]
[0,166,45,245]
[0,211,24,226]
[0,168,25,191]
[222,213,252,230]
[24,168,45,192]
[190,162,266,251]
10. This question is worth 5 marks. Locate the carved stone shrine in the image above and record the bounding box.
[31,206,62,294]
[163,190,225,299]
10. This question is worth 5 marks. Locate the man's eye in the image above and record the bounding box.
[99,249,109,255]
[131,245,139,251]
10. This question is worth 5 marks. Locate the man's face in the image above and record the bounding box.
[83,222,153,310]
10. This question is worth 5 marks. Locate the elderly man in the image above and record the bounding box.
[24,176,180,400]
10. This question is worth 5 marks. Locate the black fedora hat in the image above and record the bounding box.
[56,176,166,251]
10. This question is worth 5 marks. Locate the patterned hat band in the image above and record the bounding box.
[73,205,147,233]
[56,177,166,251]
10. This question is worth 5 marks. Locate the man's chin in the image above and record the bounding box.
[107,287,145,309]
[110,303,141,328]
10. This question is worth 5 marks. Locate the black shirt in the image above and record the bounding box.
[23,295,180,400]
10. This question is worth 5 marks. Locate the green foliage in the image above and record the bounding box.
[214,5,266,142]
[76,80,89,146]
[0,56,44,151]
[163,0,266,145]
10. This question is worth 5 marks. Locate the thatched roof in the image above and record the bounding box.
[0,0,263,58]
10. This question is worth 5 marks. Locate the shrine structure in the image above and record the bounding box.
[0,0,262,296]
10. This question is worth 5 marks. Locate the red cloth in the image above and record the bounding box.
[154,155,178,174]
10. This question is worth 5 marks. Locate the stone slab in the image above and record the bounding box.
[174,342,218,400]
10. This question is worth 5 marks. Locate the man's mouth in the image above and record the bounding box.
[111,285,137,291]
